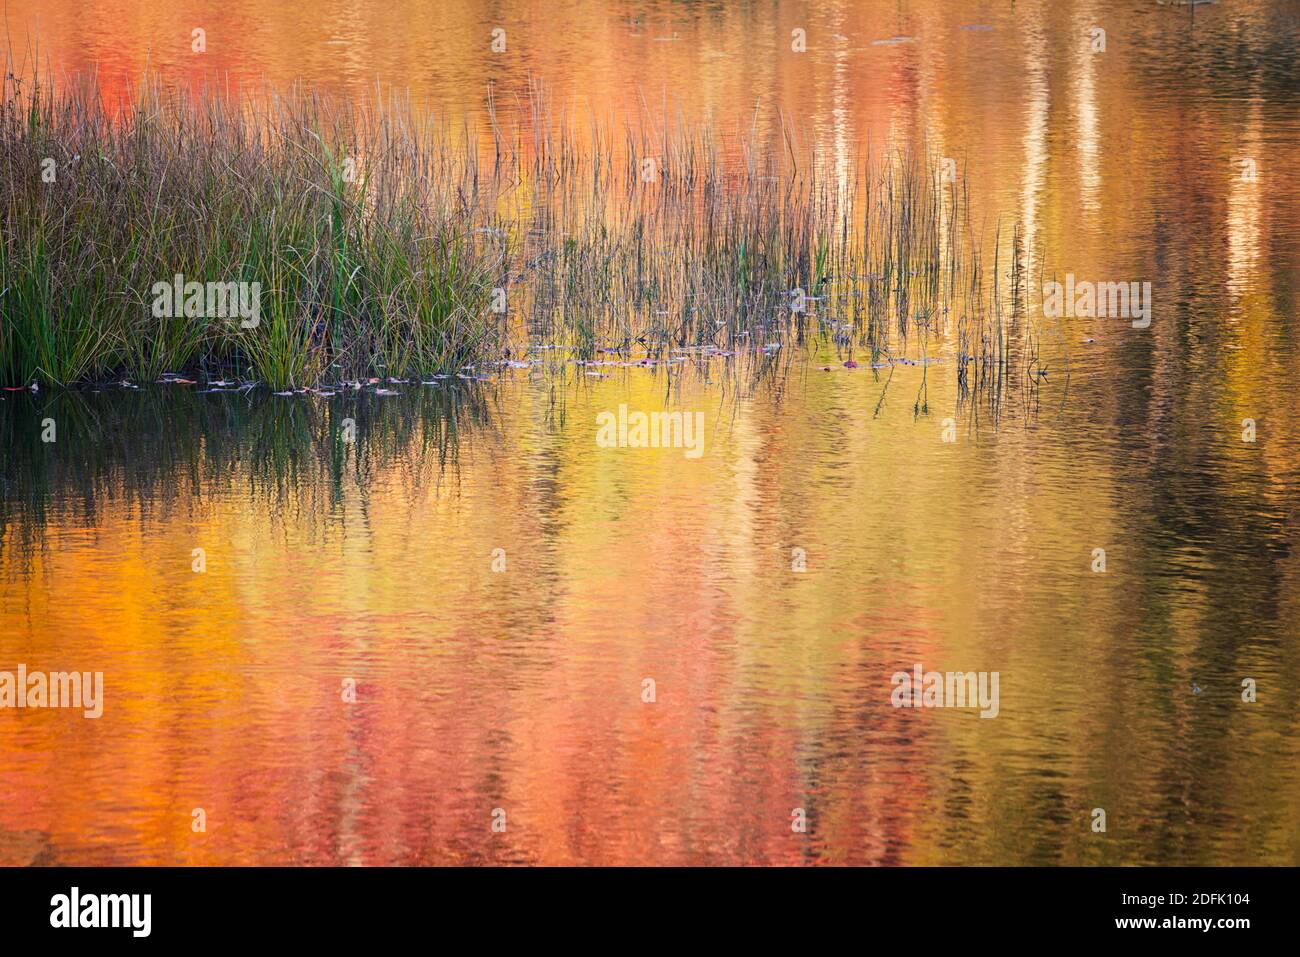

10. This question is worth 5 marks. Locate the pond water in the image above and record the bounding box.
[2,0,1298,865]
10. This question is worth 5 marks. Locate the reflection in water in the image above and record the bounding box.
[1,384,491,537]
[2,0,1299,864]
[1019,19,1051,295]
[1074,7,1102,212]
[1226,101,1263,299]
[3,346,1299,865]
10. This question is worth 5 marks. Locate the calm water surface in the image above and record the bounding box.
[2,0,1299,864]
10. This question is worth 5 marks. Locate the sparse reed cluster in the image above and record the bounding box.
[502,97,1033,415]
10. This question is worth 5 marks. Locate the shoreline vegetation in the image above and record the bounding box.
[2,69,1039,414]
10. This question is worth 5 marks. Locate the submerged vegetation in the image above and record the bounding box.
[1,69,1041,414]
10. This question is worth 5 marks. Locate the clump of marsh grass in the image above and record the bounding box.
[0,68,499,389]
